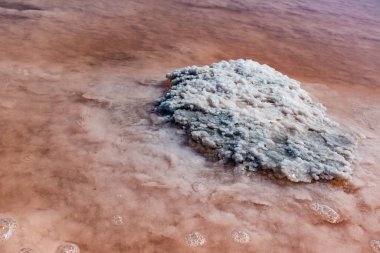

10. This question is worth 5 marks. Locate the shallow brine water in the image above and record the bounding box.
[0,0,379,252]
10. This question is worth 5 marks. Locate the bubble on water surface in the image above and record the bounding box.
[55,243,80,253]
[370,240,380,252]
[191,182,207,193]
[231,229,250,244]
[0,217,16,241]
[111,215,123,225]
[186,231,206,247]
[310,203,341,223]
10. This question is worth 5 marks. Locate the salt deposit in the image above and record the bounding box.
[231,229,250,244]
[370,240,380,253]
[191,182,207,193]
[0,217,16,241]
[185,231,207,247]
[310,203,341,223]
[157,60,357,182]
[111,215,123,225]
[55,243,80,253]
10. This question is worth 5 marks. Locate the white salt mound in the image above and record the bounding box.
[157,59,356,182]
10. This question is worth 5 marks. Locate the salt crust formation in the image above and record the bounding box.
[157,60,356,182]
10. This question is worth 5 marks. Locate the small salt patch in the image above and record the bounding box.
[55,243,80,253]
[191,182,207,193]
[310,203,341,223]
[0,217,16,241]
[231,229,250,244]
[370,240,380,253]
[186,231,206,247]
[111,215,123,225]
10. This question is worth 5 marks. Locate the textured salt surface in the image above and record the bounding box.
[157,60,357,182]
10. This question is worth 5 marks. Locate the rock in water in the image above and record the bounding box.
[157,59,356,182]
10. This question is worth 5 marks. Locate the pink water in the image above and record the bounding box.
[0,0,379,252]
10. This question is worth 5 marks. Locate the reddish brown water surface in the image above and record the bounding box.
[0,0,379,252]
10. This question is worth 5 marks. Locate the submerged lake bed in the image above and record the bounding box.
[0,0,379,252]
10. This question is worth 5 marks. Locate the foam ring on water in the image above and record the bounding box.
[186,231,206,247]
